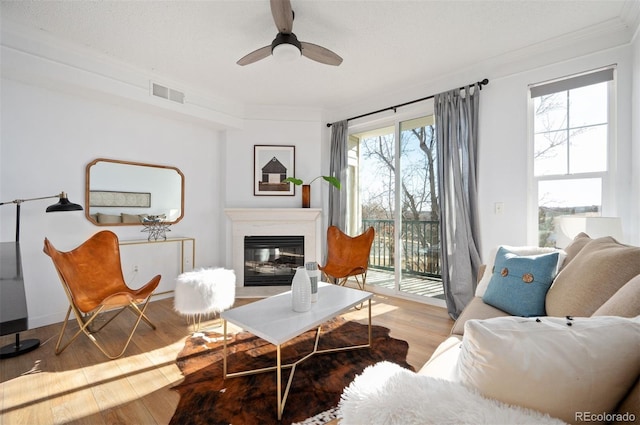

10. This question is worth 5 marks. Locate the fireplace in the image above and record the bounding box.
[225,208,322,288]
[244,236,304,286]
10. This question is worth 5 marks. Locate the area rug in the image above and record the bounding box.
[170,318,413,425]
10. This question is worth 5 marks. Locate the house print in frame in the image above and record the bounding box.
[254,145,295,196]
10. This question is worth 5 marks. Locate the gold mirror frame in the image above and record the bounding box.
[85,158,185,226]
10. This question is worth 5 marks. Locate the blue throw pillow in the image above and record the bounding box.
[482,247,560,317]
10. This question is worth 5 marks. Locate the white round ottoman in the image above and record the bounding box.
[174,268,236,330]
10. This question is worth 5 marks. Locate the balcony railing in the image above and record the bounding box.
[363,219,441,278]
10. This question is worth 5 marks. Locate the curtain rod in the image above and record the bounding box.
[327,78,489,127]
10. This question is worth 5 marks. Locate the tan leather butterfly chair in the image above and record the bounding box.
[43,230,161,360]
[319,226,375,290]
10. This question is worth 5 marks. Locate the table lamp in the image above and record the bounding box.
[553,216,623,249]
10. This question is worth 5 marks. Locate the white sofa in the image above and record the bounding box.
[339,233,640,425]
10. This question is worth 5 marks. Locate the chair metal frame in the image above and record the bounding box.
[44,231,160,360]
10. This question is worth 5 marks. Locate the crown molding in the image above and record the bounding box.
[1,20,245,130]
[330,14,635,123]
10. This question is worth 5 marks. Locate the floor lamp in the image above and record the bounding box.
[0,192,83,358]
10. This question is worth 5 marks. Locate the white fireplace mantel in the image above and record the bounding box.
[225,208,323,287]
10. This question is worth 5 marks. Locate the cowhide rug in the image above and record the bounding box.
[170,318,413,425]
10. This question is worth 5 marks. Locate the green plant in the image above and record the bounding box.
[284,176,341,190]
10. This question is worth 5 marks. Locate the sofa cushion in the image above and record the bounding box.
[482,247,560,316]
[592,274,640,317]
[417,335,462,380]
[476,245,564,297]
[122,213,145,223]
[562,232,592,265]
[546,237,640,317]
[457,316,640,425]
[450,297,509,336]
[97,212,121,224]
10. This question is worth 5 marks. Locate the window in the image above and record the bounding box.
[530,67,615,247]
[347,114,444,303]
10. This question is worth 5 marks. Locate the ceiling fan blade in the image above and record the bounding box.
[270,0,293,34]
[237,45,272,66]
[300,42,343,66]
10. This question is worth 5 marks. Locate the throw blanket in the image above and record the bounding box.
[338,361,566,425]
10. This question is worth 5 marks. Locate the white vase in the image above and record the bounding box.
[291,266,312,312]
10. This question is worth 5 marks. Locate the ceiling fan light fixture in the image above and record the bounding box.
[272,43,301,62]
[271,32,301,63]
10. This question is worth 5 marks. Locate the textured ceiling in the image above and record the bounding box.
[1,0,638,112]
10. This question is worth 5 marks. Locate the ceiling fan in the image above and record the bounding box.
[237,0,343,66]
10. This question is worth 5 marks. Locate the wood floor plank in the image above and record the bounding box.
[1,294,453,424]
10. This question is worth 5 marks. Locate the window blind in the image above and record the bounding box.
[530,67,614,98]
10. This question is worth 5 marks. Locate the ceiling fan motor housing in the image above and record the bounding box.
[271,32,302,53]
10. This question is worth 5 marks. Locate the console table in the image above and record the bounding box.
[119,237,195,274]
[0,242,40,358]
[119,237,196,295]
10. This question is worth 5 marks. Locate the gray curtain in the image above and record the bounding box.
[435,84,482,320]
[328,120,348,229]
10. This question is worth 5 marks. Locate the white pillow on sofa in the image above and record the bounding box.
[457,316,640,425]
[476,245,565,297]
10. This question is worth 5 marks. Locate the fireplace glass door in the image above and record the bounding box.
[244,236,304,286]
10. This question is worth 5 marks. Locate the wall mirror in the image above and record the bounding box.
[85,158,184,226]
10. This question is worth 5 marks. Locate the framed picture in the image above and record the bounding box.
[254,145,295,196]
[89,190,151,208]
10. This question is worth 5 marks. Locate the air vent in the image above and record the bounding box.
[151,82,185,104]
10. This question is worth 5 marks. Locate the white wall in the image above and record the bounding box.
[224,114,324,209]
[0,78,223,327]
[223,110,331,267]
[478,44,637,260]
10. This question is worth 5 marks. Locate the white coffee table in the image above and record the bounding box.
[221,282,373,420]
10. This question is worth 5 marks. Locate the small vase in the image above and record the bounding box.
[302,184,311,208]
[291,266,312,312]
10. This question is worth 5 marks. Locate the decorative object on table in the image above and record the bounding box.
[254,145,296,196]
[284,176,341,208]
[142,214,171,241]
[305,261,320,302]
[171,318,411,425]
[0,191,83,359]
[291,266,311,312]
[43,230,160,360]
[174,268,236,332]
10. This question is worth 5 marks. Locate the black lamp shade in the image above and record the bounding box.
[46,195,83,212]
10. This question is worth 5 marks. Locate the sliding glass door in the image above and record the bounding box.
[347,115,443,302]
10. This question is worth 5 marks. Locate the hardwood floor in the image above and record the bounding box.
[0,293,453,424]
